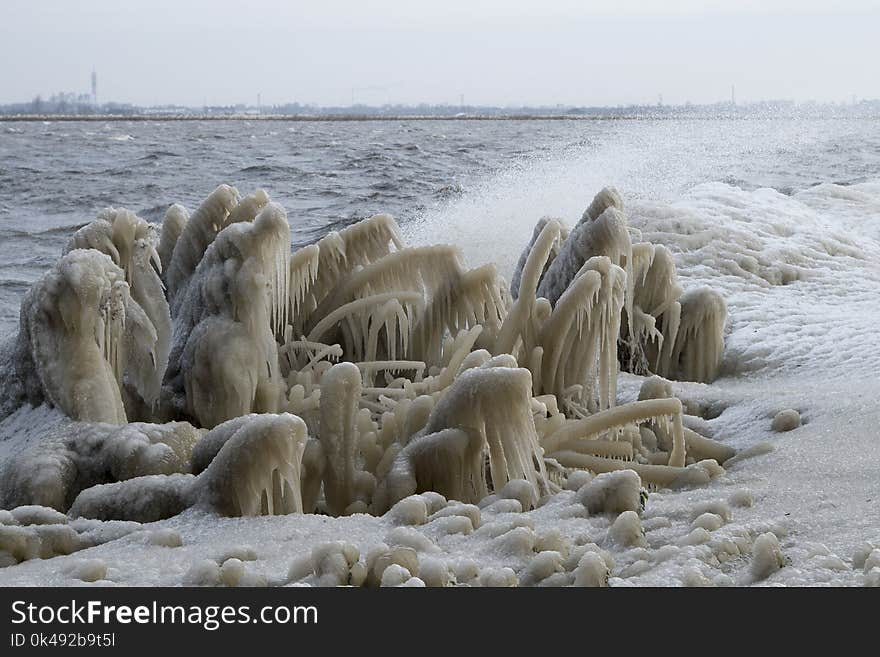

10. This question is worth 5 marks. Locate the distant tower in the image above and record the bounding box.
[91,69,97,106]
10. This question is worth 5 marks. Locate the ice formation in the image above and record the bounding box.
[164,199,291,428]
[193,412,308,517]
[511,187,726,386]
[665,288,727,383]
[157,204,189,277]
[0,407,201,511]
[164,184,242,308]
[69,413,309,521]
[771,409,801,432]
[0,184,742,585]
[376,365,549,510]
[0,249,164,424]
[319,363,362,515]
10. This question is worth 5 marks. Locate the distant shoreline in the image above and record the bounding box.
[1,113,637,122]
[1,111,870,123]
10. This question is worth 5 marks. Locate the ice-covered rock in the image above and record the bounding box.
[750,532,786,581]
[771,409,801,432]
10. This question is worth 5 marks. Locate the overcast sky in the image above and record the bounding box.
[2,0,879,107]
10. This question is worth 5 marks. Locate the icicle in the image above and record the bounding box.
[158,204,189,277]
[622,242,686,375]
[424,325,483,393]
[651,301,681,376]
[410,263,507,367]
[634,244,682,317]
[496,219,563,356]
[542,397,686,467]
[580,186,623,223]
[420,365,549,499]
[166,184,241,308]
[537,205,632,308]
[307,291,423,362]
[374,428,484,512]
[194,413,309,516]
[550,452,721,489]
[109,209,141,285]
[106,280,128,386]
[309,245,464,334]
[278,339,342,372]
[228,188,270,225]
[534,257,625,415]
[287,243,320,334]
[510,217,568,300]
[319,362,363,515]
[668,287,727,383]
[355,361,427,388]
[309,214,404,311]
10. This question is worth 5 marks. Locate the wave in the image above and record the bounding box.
[0,222,88,239]
[138,150,181,161]
[434,183,463,198]
[239,164,303,175]
[0,278,34,289]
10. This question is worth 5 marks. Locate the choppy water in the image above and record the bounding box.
[2,117,879,336]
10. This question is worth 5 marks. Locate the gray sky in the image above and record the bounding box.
[2,0,879,107]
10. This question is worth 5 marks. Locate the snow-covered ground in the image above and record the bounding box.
[1,181,879,587]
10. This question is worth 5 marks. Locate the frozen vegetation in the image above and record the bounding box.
[1,180,878,587]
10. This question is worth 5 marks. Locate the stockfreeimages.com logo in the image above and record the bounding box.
[11,600,317,632]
